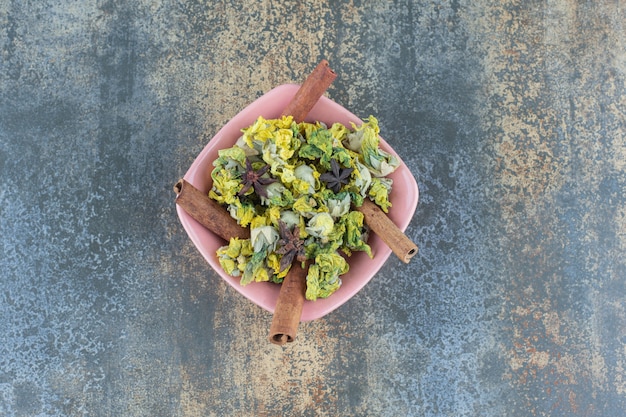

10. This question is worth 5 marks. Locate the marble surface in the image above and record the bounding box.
[1,1,625,416]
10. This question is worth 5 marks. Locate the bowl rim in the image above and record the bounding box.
[176,84,419,321]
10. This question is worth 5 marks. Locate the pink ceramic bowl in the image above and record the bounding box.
[177,84,419,321]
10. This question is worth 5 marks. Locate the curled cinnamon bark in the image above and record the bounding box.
[269,60,337,345]
[268,261,308,344]
[174,179,249,241]
[355,199,418,263]
[281,59,336,123]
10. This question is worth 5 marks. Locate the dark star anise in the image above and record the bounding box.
[319,159,354,193]
[238,158,277,198]
[275,220,307,272]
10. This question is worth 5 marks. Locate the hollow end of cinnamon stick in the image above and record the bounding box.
[356,199,419,263]
[173,179,185,195]
[268,262,308,345]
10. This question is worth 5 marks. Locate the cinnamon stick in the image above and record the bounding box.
[269,60,337,345]
[174,179,249,241]
[268,262,308,344]
[281,59,336,122]
[355,199,418,263]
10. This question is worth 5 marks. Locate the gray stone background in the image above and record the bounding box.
[1,1,625,416]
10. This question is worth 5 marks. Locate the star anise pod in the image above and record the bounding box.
[238,158,277,198]
[319,159,354,193]
[275,220,307,272]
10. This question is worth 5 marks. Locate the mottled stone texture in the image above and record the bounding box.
[1,1,624,416]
